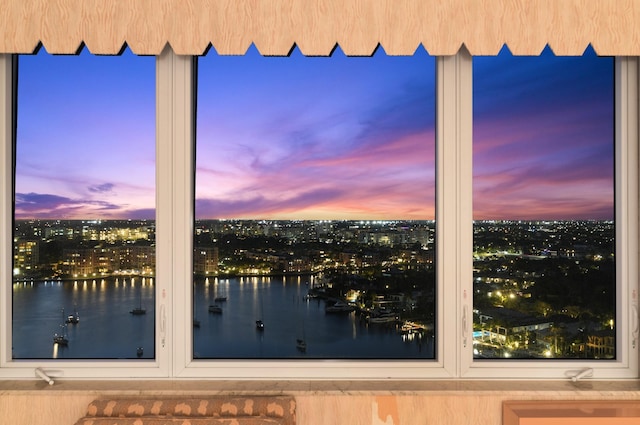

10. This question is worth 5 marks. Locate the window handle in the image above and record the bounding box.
[462,304,468,348]
[632,304,639,349]
[570,368,593,382]
[160,304,166,348]
[35,367,55,385]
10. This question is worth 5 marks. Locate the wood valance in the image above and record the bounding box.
[1,0,639,56]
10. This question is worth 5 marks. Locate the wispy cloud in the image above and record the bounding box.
[88,183,115,193]
[14,192,154,220]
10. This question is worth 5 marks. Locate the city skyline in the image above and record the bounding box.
[15,46,613,221]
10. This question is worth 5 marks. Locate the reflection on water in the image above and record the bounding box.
[13,275,434,360]
[13,277,155,359]
[193,275,434,359]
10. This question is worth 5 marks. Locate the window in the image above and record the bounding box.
[462,52,638,379]
[194,47,436,360]
[472,48,615,360]
[0,48,637,380]
[12,48,156,360]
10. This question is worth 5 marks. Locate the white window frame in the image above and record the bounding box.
[0,48,637,380]
[0,51,174,379]
[459,54,640,379]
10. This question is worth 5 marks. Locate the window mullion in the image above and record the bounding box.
[157,47,195,377]
[615,56,639,375]
[0,54,16,373]
[437,49,473,377]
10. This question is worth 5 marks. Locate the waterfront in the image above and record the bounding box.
[194,275,433,359]
[13,277,156,359]
[12,275,434,360]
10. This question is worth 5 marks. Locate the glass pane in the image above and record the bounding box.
[472,48,615,359]
[13,49,156,359]
[195,47,436,359]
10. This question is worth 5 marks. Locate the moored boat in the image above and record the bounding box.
[296,338,306,352]
[208,304,222,314]
[325,300,355,313]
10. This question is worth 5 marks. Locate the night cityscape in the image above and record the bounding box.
[13,218,615,359]
[11,47,615,360]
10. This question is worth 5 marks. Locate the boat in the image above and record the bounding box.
[66,306,79,324]
[66,313,79,324]
[296,338,307,352]
[296,318,306,352]
[53,331,68,346]
[367,308,398,324]
[214,296,227,302]
[130,306,146,315]
[401,321,425,334]
[208,304,222,314]
[130,285,146,315]
[53,309,69,346]
[368,315,397,324]
[324,300,355,314]
[255,290,265,330]
[136,347,144,357]
[193,285,200,327]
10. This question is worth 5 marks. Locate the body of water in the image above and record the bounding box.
[12,275,433,360]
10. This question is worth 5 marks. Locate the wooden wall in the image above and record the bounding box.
[1,0,639,56]
[1,381,640,425]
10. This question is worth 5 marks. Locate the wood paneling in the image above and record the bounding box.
[1,0,639,56]
[4,393,640,425]
[503,401,640,425]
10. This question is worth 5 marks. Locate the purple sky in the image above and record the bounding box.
[473,47,614,220]
[15,48,155,220]
[195,46,435,220]
[14,46,613,221]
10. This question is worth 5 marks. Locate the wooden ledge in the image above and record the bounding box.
[2,379,640,396]
[504,400,640,425]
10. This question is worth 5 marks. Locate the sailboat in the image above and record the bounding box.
[193,283,200,327]
[53,308,69,346]
[255,289,264,330]
[296,337,306,352]
[296,315,306,353]
[65,304,80,324]
[130,281,146,315]
[208,304,222,314]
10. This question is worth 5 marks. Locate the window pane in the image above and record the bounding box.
[13,49,156,359]
[195,47,436,359]
[472,48,615,359]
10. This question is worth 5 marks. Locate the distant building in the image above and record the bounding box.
[194,247,219,275]
[13,239,39,276]
[63,248,96,277]
[587,329,615,359]
[63,245,156,276]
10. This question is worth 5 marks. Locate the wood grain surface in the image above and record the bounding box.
[0,0,639,56]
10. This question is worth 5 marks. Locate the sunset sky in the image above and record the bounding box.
[473,47,614,220]
[14,46,613,221]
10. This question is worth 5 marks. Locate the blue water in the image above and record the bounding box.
[12,275,434,360]
[13,277,156,359]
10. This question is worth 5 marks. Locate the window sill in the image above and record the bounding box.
[1,379,640,396]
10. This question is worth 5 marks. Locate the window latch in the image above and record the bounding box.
[462,304,468,348]
[160,304,166,348]
[570,368,593,382]
[632,304,639,349]
[35,367,55,385]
